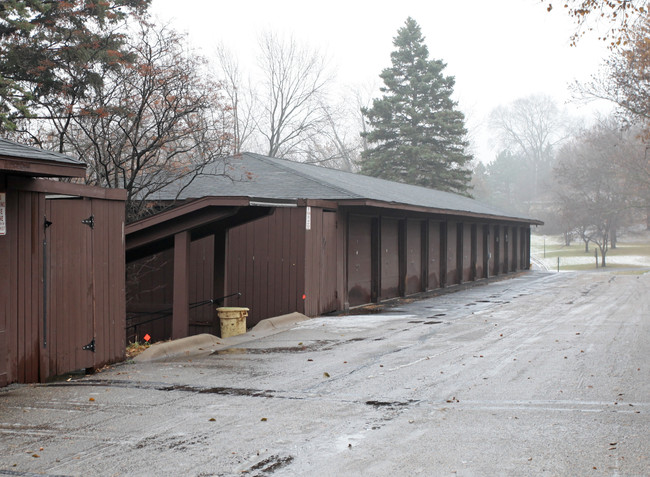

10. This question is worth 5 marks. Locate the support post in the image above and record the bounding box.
[172,231,191,340]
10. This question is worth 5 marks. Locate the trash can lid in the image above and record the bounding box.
[216,307,249,311]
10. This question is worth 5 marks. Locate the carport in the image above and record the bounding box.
[125,197,276,342]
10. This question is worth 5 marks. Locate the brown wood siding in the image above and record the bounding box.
[427,221,441,290]
[380,218,400,299]
[503,226,510,272]
[0,178,7,387]
[126,250,173,342]
[189,235,216,335]
[405,219,423,295]
[347,215,373,307]
[3,185,125,386]
[511,226,519,271]
[89,198,126,367]
[521,227,530,269]
[319,211,338,313]
[446,221,458,285]
[6,190,43,383]
[304,208,338,316]
[225,208,306,328]
[46,196,125,378]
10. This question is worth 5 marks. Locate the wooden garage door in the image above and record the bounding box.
[348,215,373,307]
[46,198,95,374]
[405,219,423,295]
[380,218,400,299]
[319,211,338,314]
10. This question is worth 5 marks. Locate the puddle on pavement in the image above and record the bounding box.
[365,399,417,408]
[160,384,275,398]
[348,306,408,315]
[212,339,364,356]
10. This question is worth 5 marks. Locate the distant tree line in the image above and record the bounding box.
[474,5,650,266]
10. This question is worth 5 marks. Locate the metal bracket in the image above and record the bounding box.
[44,218,52,229]
[82,215,94,229]
[82,338,95,353]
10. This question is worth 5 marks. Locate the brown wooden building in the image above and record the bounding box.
[0,139,126,386]
[126,153,541,341]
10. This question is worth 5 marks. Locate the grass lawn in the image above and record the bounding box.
[531,234,650,271]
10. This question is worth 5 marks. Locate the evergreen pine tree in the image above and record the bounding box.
[360,17,473,195]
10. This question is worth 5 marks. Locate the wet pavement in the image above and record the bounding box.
[1,271,649,476]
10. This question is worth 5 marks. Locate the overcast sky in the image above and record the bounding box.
[150,0,613,163]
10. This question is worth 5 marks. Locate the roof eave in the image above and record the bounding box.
[0,155,86,178]
[335,199,543,225]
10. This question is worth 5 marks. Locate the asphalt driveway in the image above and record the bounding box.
[1,271,648,476]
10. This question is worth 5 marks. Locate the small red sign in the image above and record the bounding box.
[143,334,151,342]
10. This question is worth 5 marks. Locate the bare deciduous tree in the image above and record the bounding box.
[64,22,233,221]
[215,44,257,154]
[554,118,633,266]
[256,32,332,159]
[489,95,572,202]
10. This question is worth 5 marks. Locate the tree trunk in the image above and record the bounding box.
[584,239,589,253]
[610,227,617,249]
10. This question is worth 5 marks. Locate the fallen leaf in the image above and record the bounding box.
[89,397,95,402]
[260,417,267,422]
[323,372,330,378]
[32,454,39,458]
[209,418,216,422]
[307,359,313,362]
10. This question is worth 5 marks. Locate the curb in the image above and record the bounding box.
[134,313,311,362]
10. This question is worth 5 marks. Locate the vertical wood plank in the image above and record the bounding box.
[172,231,190,340]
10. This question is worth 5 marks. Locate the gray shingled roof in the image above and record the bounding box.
[152,152,537,222]
[0,138,83,165]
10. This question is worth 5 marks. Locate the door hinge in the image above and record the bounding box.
[82,215,95,229]
[82,338,95,353]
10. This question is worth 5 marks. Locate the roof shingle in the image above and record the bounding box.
[152,152,538,223]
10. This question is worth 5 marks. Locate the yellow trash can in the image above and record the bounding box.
[217,307,249,338]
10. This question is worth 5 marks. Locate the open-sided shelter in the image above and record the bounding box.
[126,153,542,341]
[0,139,126,386]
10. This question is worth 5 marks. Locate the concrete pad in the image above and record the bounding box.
[251,311,310,332]
[134,333,222,362]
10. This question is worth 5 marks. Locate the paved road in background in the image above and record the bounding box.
[1,271,649,476]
